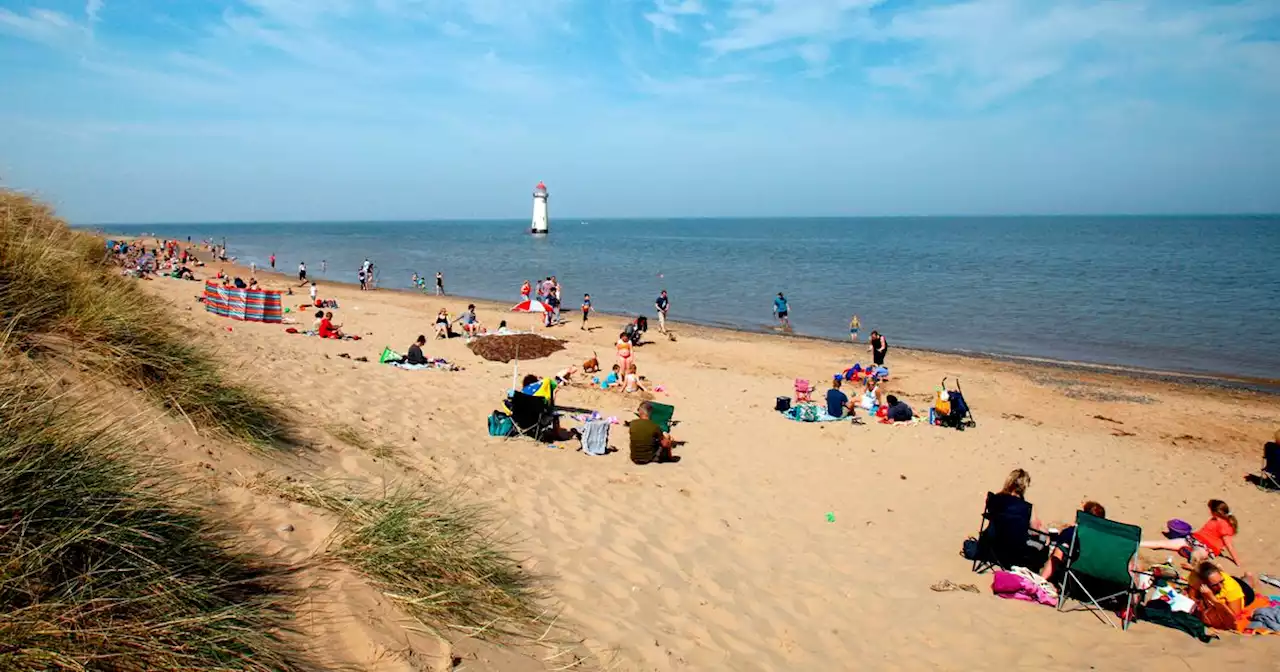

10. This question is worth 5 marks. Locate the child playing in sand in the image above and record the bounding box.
[601,364,621,389]
[1141,499,1241,566]
[309,281,318,303]
[623,363,645,393]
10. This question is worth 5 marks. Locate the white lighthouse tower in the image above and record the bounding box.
[530,181,549,235]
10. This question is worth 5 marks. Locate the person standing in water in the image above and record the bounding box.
[849,314,861,342]
[773,292,791,330]
[322,259,327,273]
[297,261,307,286]
[435,271,444,295]
[269,253,276,270]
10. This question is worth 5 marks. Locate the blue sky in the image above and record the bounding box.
[1,0,1278,222]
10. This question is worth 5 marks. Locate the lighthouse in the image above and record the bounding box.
[530,181,549,235]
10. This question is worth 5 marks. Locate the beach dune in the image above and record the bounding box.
[142,262,1279,670]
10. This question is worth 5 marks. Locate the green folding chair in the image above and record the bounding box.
[647,402,675,433]
[1056,512,1143,629]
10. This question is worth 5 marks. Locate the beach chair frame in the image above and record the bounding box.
[1258,442,1280,491]
[972,492,1038,574]
[647,402,676,433]
[1055,512,1143,630]
[509,392,556,443]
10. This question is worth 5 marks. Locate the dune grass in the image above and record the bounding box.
[0,376,310,671]
[0,190,288,446]
[257,477,546,640]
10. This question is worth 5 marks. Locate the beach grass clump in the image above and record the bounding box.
[259,478,544,639]
[0,377,309,671]
[0,190,288,445]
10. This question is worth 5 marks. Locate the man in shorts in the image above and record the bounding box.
[629,401,676,465]
[435,271,444,295]
[773,292,790,329]
[297,261,307,286]
[654,290,669,333]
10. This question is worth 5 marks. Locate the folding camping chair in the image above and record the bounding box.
[647,402,676,433]
[508,392,557,442]
[794,379,813,403]
[1256,442,1280,491]
[972,492,1048,574]
[1056,512,1143,630]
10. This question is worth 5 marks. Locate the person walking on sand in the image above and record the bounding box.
[297,261,307,286]
[849,314,861,343]
[435,271,444,295]
[655,290,670,334]
[269,253,276,270]
[309,281,318,304]
[773,292,791,330]
[869,330,888,367]
[581,293,592,330]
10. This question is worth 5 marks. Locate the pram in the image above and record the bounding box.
[623,316,648,346]
[935,377,976,430]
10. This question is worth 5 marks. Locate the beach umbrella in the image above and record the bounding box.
[511,299,552,314]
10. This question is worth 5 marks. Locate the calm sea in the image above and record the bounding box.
[102,217,1280,382]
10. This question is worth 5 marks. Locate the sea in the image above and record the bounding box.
[101,216,1280,384]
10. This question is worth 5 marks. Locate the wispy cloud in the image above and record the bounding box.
[644,0,706,34]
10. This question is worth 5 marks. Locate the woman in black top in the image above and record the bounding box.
[869,331,888,366]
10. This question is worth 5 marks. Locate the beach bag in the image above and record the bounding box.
[1165,519,1193,539]
[488,411,515,437]
[775,396,791,412]
[934,389,952,416]
[795,403,821,422]
[379,347,401,364]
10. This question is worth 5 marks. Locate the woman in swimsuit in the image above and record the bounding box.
[616,331,634,379]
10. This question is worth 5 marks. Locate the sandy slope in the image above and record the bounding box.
[140,266,1279,671]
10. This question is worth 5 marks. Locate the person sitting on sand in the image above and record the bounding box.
[884,394,913,422]
[248,277,259,289]
[601,364,622,389]
[318,311,343,339]
[826,378,855,418]
[630,401,676,465]
[1188,561,1262,631]
[403,334,429,365]
[434,309,451,339]
[496,320,511,335]
[1141,499,1241,566]
[623,363,645,393]
[312,310,324,333]
[1040,500,1107,581]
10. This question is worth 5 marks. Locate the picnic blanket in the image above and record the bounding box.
[782,403,843,423]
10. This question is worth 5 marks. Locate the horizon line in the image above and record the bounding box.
[78,212,1280,227]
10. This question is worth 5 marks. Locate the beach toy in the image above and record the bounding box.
[1164,519,1192,539]
[654,384,665,392]
[825,512,835,523]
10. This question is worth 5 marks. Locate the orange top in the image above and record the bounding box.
[616,339,632,357]
[1192,517,1234,555]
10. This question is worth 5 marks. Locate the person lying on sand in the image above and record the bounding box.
[630,401,676,465]
[1188,561,1263,631]
[1141,499,1241,567]
[884,394,913,422]
[318,311,344,339]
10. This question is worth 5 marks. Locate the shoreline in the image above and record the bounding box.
[178,250,1280,397]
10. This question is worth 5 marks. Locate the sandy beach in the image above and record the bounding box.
[136,258,1279,671]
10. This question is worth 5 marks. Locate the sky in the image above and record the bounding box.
[1,0,1278,223]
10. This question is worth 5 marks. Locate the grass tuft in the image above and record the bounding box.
[255,478,545,639]
[0,189,289,446]
[0,376,310,670]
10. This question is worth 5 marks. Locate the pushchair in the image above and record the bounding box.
[623,316,648,346]
[935,377,976,430]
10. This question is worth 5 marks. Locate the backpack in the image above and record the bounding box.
[488,411,515,437]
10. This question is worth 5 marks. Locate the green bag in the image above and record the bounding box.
[379,347,401,364]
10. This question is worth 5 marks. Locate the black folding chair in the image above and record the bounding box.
[508,392,556,442]
[1260,442,1280,491]
[972,492,1048,573]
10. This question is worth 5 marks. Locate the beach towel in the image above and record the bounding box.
[783,403,843,423]
[580,419,609,456]
[991,570,1056,606]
